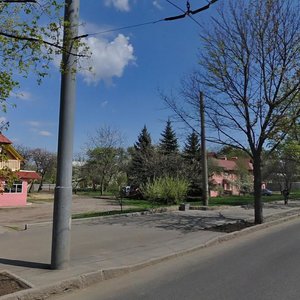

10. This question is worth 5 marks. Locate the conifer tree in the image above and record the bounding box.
[134,125,152,152]
[128,126,154,186]
[159,119,179,154]
[183,131,202,196]
[183,131,201,160]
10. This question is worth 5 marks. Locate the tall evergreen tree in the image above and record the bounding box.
[183,131,202,196]
[183,131,200,160]
[134,125,152,152]
[128,126,154,186]
[159,119,179,154]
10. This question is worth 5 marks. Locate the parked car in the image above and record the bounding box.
[261,188,272,196]
[120,185,143,199]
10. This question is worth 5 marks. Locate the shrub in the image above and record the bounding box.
[142,177,188,205]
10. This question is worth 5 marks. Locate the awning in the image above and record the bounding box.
[17,171,41,180]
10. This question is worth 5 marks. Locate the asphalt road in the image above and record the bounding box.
[54,219,300,300]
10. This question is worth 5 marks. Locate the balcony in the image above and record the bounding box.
[0,160,21,171]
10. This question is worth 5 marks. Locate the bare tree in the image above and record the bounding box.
[29,148,56,191]
[163,0,300,224]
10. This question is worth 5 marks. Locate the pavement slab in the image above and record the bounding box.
[0,201,300,299]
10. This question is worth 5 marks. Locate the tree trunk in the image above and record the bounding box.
[253,155,263,224]
[38,176,44,192]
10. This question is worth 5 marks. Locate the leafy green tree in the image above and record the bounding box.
[159,119,179,155]
[263,141,300,191]
[84,147,122,195]
[142,176,189,205]
[83,126,126,194]
[164,0,300,224]
[1,1,63,110]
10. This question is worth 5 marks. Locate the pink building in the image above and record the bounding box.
[0,134,40,207]
[209,155,253,197]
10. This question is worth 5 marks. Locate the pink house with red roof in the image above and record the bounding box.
[210,155,253,197]
[0,133,41,207]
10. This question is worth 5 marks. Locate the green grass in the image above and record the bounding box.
[75,190,113,197]
[72,208,148,219]
[121,199,169,209]
[188,192,300,207]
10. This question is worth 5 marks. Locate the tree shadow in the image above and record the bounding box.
[85,212,246,234]
[0,258,50,269]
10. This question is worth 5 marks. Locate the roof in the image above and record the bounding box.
[214,157,253,171]
[0,133,12,144]
[17,171,41,180]
[216,159,237,171]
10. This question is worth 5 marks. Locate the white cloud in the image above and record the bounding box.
[79,34,135,85]
[52,22,136,85]
[0,117,7,123]
[12,91,32,101]
[153,0,163,10]
[101,100,109,108]
[104,0,130,11]
[39,131,52,137]
[28,121,41,127]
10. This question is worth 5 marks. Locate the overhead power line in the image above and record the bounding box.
[76,0,218,40]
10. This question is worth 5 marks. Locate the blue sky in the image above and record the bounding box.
[2,0,219,154]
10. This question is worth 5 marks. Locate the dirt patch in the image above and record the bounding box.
[0,272,30,297]
[0,195,125,226]
[206,221,254,233]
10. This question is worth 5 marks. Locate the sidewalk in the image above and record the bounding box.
[1,201,300,300]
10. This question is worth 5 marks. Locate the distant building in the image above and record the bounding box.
[0,133,41,207]
[209,154,253,197]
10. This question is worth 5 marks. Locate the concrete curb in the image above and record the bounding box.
[2,212,300,300]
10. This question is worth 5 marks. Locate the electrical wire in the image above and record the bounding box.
[165,0,202,27]
[75,0,218,40]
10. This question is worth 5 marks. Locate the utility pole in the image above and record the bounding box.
[51,0,79,270]
[200,92,209,206]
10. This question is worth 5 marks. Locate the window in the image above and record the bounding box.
[4,181,23,193]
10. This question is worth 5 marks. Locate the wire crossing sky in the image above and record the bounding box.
[3,0,220,152]
[78,0,218,38]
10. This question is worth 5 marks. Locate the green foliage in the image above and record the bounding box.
[183,131,202,195]
[217,146,250,159]
[0,1,89,112]
[263,140,300,190]
[0,166,18,193]
[127,126,155,186]
[142,177,189,205]
[183,131,201,160]
[159,119,179,155]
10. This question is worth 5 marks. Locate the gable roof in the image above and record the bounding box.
[214,157,253,171]
[0,133,24,160]
[0,133,12,144]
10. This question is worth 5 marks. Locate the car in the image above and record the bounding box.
[261,188,272,196]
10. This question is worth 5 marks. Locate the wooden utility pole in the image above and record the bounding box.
[200,92,209,206]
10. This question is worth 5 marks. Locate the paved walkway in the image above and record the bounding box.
[1,201,300,299]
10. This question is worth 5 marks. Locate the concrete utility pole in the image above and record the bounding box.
[51,0,79,270]
[200,92,209,206]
